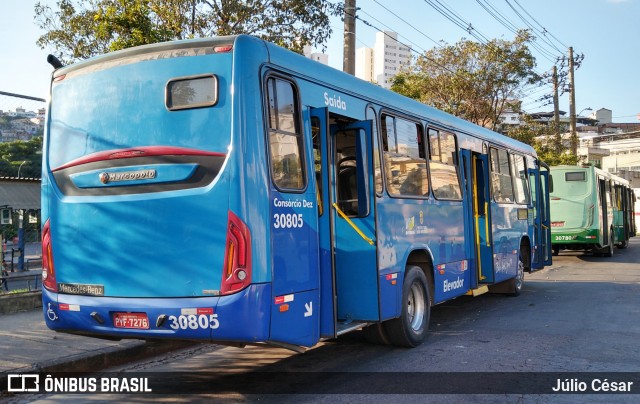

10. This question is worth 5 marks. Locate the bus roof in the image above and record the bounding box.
[52,34,536,157]
[551,165,629,186]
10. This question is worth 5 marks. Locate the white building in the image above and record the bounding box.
[355,47,374,83]
[356,31,411,89]
[303,46,329,66]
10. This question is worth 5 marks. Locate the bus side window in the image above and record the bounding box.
[510,153,529,205]
[428,129,461,200]
[382,114,429,197]
[490,147,514,203]
[266,77,305,191]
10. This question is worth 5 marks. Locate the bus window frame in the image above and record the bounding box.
[427,126,462,201]
[489,146,515,204]
[510,152,530,205]
[367,105,385,197]
[263,72,308,194]
[165,73,219,111]
[379,109,430,200]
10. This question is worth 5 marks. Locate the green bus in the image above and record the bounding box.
[550,165,636,256]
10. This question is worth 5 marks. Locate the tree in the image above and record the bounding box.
[391,30,541,130]
[506,116,577,166]
[35,0,339,64]
[0,137,43,178]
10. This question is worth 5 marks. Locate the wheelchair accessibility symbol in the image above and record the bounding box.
[47,302,58,321]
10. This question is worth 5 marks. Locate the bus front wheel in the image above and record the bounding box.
[384,266,430,348]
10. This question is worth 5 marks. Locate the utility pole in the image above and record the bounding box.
[552,66,560,132]
[343,0,356,75]
[568,47,578,157]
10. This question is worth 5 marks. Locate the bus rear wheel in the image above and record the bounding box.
[602,229,614,257]
[384,266,430,347]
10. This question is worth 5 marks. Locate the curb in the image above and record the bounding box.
[0,291,42,314]
[0,339,199,387]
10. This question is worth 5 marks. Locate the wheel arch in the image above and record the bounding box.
[519,234,532,272]
[405,248,435,305]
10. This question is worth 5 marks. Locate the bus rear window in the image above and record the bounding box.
[565,172,586,181]
[166,74,218,110]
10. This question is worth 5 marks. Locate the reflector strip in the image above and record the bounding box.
[275,294,294,304]
[181,308,214,315]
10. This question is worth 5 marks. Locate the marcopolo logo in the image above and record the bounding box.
[99,169,156,184]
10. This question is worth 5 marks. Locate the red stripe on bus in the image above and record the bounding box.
[52,146,226,171]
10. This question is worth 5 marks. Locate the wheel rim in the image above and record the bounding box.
[407,283,426,331]
[516,258,524,291]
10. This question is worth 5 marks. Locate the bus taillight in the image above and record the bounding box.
[41,219,57,292]
[221,211,252,295]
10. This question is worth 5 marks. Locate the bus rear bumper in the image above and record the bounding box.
[41,284,271,343]
[552,229,600,246]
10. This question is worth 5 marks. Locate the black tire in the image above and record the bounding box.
[602,229,614,257]
[617,239,628,249]
[552,246,560,256]
[362,323,390,345]
[507,251,526,297]
[384,266,430,347]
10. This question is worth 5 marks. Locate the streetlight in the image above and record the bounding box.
[578,107,592,117]
[17,161,28,178]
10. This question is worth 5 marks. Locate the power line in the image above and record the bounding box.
[504,0,565,57]
[474,0,559,64]
[511,0,569,50]
[371,0,441,48]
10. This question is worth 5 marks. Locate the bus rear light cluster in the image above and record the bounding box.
[41,219,58,292]
[220,211,252,295]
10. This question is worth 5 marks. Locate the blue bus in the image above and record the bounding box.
[41,35,552,349]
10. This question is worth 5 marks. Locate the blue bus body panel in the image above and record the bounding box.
[42,284,271,342]
[269,190,321,346]
[269,289,319,347]
[49,189,228,297]
[45,49,238,298]
[376,198,469,305]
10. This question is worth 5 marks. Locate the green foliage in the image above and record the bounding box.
[506,117,577,166]
[35,0,339,63]
[0,137,43,178]
[391,30,540,130]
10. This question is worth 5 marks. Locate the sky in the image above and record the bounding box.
[1,0,639,122]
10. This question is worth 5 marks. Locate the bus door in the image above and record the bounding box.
[529,164,552,269]
[330,119,378,330]
[310,107,336,338]
[598,178,611,245]
[311,107,378,335]
[470,152,494,283]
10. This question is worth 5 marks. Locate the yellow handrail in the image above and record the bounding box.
[332,203,375,246]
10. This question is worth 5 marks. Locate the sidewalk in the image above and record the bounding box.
[0,243,197,395]
[0,308,193,377]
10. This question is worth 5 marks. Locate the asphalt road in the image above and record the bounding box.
[13,238,640,402]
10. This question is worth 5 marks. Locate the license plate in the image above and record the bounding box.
[113,312,149,329]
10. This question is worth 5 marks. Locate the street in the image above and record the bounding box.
[11,238,639,402]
